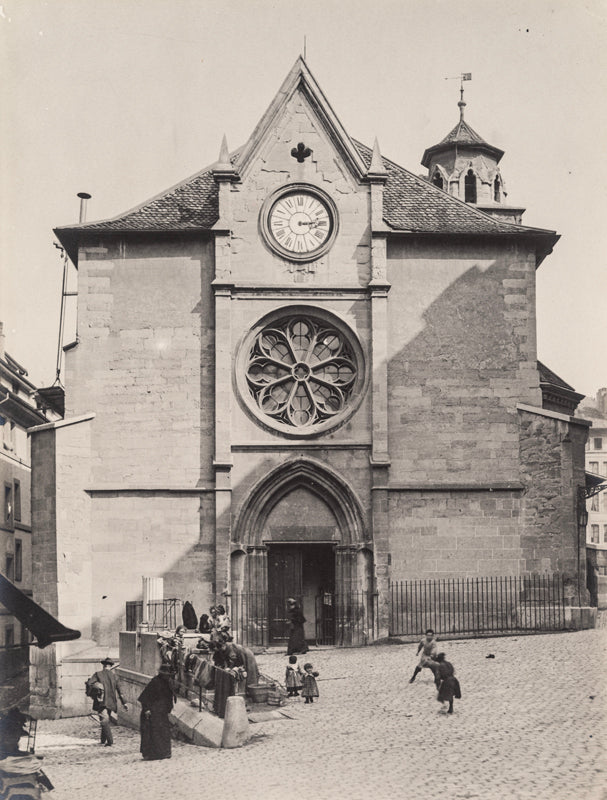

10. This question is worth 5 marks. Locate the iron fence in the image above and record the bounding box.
[389,574,568,637]
[230,591,378,648]
[125,599,181,631]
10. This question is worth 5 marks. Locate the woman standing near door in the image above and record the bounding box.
[286,598,308,655]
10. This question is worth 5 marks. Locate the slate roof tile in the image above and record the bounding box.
[55,142,553,243]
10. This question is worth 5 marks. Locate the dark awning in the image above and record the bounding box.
[0,574,80,649]
[586,471,607,499]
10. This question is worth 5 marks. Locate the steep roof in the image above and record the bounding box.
[421,116,504,168]
[440,118,490,147]
[538,360,584,415]
[54,59,556,263]
[538,360,576,392]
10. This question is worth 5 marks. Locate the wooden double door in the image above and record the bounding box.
[267,543,335,643]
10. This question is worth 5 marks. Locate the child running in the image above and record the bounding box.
[409,628,439,684]
[285,655,303,697]
[301,663,319,704]
[434,652,461,714]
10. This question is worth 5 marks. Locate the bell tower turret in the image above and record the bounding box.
[421,83,525,224]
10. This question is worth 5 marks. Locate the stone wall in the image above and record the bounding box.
[64,237,215,488]
[386,238,540,484]
[389,490,523,579]
[89,493,212,642]
[518,408,589,589]
[31,428,58,616]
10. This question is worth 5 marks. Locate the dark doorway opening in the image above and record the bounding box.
[267,543,335,644]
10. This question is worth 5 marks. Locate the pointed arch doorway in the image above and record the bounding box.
[231,459,375,647]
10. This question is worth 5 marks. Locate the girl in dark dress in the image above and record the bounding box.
[138,664,176,760]
[286,598,308,655]
[301,663,319,704]
[434,652,461,714]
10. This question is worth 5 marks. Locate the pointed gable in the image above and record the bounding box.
[54,58,557,265]
[235,57,368,182]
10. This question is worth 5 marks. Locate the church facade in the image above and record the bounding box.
[30,59,590,712]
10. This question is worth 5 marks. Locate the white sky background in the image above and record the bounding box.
[0,0,605,396]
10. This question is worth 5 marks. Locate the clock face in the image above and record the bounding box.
[267,190,335,258]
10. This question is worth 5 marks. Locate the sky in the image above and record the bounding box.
[1,0,606,397]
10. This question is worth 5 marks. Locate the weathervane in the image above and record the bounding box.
[445,72,472,120]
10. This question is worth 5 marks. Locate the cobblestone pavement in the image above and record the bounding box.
[27,629,607,800]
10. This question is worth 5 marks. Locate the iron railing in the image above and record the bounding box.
[389,574,568,637]
[125,599,181,631]
[230,591,378,648]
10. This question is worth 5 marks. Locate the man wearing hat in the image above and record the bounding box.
[86,657,128,747]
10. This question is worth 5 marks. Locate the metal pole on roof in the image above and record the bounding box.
[54,248,69,386]
[53,192,91,385]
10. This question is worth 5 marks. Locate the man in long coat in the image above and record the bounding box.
[86,657,128,746]
[138,664,175,760]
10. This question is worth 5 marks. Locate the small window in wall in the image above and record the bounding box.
[603,462,607,477]
[594,438,603,450]
[591,494,599,512]
[13,480,21,522]
[464,169,477,203]
[591,524,600,543]
[432,171,444,189]
[603,524,607,543]
[4,625,14,648]
[15,539,22,582]
[4,483,13,528]
[5,554,14,581]
[494,175,501,202]
[590,461,599,473]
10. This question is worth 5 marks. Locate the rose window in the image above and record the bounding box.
[245,317,359,430]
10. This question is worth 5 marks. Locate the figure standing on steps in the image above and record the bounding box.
[434,652,461,714]
[409,629,439,684]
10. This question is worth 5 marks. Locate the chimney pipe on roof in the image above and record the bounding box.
[77,192,92,223]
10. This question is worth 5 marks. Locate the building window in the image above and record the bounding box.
[493,175,501,202]
[603,462,607,477]
[13,480,21,522]
[4,483,13,528]
[604,524,607,543]
[464,169,477,203]
[240,309,365,437]
[591,494,600,512]
[590,461,599,474]
[5,553,14,580]
[432,171,444,189]
[591,524,600,543]
[1,417,15,452]
[4,625,14,648]
[594,438,603,449]
[15,539,22,582]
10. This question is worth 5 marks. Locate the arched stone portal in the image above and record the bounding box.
[231,459,373,646]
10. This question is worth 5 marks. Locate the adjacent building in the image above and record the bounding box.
[0,322,50,709]
[582,388,607,605]
[30,59,591,716]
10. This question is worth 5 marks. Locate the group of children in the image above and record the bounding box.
[285,656,319,704]
[409,628,461,714]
